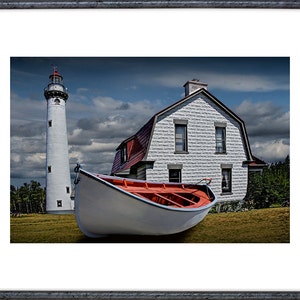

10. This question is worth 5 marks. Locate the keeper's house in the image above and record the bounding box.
[111,79,266,203]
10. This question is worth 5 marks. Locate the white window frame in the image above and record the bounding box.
[168,164,183,183]
[174,119,188,154]
[221,164,232,194]
[215,122,227,154]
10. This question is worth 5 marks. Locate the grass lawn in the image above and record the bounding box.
[10,207,289,243]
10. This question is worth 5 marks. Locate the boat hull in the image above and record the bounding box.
[75,170,217,238]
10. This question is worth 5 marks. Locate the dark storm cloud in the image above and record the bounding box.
[75,116,139,139]
[234,100,289,139]
[116,102,130,110]
[68,95,159,146]
[11,148,46,180]
[61,93,161,178]
[68,115,150,152]
[77,118,100,131]
[10,92,45,122]
[11,121,44,137]
[233,100,290,162]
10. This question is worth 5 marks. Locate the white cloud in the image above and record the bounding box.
[79,141,117,153]
[251,140,290,162]
[11,153,21,164]
[25,152,46,164]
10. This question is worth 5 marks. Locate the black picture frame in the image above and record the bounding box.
[0,0,300,8]
[0,291,300,299]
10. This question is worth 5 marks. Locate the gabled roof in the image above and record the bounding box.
[111,87,254,175]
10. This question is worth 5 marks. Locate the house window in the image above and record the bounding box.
[66,186,70,194]
[174,120,188,153]
[168,164,183,183]
[169,169,182,183]
[221,168,232,193]
[215,126,226,153]
[57,200,62,207]
[48,120,52,127]
[120,144,127,165]
[48,166,52,173]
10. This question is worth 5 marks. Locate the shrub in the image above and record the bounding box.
[243,155,290,209]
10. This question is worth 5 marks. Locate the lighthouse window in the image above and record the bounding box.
[48,120,52,127]
[54,76,61,84]
[54,98,60,105]
[66,186,70,194]
[57,200,62,207]
[48,166,52,173]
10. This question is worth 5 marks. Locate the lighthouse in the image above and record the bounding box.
[44,68,74,214]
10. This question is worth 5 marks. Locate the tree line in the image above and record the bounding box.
[10,180,46,214]
[10,156,290,215]
[244,155,290,209]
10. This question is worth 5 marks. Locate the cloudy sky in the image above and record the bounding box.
[10,57,290,187]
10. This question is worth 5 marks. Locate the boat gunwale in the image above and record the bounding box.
[78,168,217,212]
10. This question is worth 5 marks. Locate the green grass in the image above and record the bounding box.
[10,207,289,243]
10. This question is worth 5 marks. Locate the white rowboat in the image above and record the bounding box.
[74,168,217,238]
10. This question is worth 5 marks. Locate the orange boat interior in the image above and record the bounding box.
[96,175,214,208]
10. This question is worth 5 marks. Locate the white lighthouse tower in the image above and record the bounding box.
[44,68,74,214]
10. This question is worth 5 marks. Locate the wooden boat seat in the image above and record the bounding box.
[97,174,212,208]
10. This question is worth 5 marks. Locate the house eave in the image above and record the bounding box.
[112,169,131,176]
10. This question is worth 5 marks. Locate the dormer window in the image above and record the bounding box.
[120,144,127,165]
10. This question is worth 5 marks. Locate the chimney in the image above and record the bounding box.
[184,79,208,96]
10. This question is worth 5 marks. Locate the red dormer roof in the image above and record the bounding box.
[111,117,155,175]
